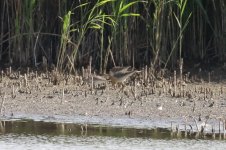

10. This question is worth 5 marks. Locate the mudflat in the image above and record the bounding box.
[0,70,226,124]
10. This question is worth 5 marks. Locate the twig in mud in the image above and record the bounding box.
[170,122,174,137]
[220,86,223,95]
[24,74,28,88]
[89,56,92,77]
[35,71,38,79]
[144,65,148,83]
[204,87,206,101]
[219,119,222,138]
[193,117,200,134]
[0,93,6,115]
[91,76,94,92]
[173,70,177,97]
[208,72,211,83]
[192,101,196,112]
[212,124,216,139]
[61,84,65,103]
[35,79,42,92]
[81,124,88,135]
[223,120,226,139]
[11,84,16,99]
[133,80,137,99]
[17,71,20,79]
[0,71,2,82]
[119,96,123,106]
[84,90,87,97]
[171,121,174,132]
[82,67,85,78]
[219,120,222,140]
[176,124,182,137]
[9,66,12,77]
[27,67,30,78]
[179,59,183,97]
[179,58,183,81]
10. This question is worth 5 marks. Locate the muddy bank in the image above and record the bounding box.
[0,70,226,129]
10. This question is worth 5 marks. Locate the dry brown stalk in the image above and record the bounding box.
[179,59,183,97]
[133,80,137,99]
[173,70,177,97]
[91,76,94,92]
[27,67,30,78]
[61,87,64,103]
[89,56,92,77]
[144,65,148,83]
[84,91,87,97]
[204,87,207,100]
[35,71,38,79]
[11,84,16,99]
[179,58,183,81]
[208,72,211,83]
[24,74,28,88]
[18,71,20,79]
[9,66,12,77]
[0,70,3,82]
[0,92,6,115]
[82,67,85,78]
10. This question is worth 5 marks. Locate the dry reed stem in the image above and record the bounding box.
[204,88,206,101]
[18,71,20,79]
[144,65,147,83]
[179,58,183,81]
[173,70,177,97]
[223,121,226,139]
[133,80,137,99]
[0,93,6,115]
[61,87,64,104]
[82,67,85,78]
[179,59,183,97]
[35,71,38,79]
[24,74,28,87]
[0,70,3,82]
[89,56,92,77]
[12,84,15,98]
[27,67,30,78]
[9,66,12,77]
[91,76,94,92]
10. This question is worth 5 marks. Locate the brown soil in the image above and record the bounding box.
[0,69,226,124]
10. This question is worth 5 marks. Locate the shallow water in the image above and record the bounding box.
[1,134,226,150]
[0,119,226,150]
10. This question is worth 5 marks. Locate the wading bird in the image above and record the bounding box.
[108,66,140,88]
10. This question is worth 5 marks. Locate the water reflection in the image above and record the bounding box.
[0,120,170,138]
[0,120,226,150]
[0,119,225,140]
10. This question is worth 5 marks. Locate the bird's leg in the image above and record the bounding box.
[118,83,126,93]
[112,83,117,90]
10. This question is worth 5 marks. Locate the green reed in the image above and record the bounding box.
[0,0,225,74]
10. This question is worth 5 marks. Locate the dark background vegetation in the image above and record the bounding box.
[0,0,225,73]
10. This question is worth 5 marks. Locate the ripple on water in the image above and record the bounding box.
[0,133,226,150]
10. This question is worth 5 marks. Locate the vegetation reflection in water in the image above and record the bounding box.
[0,119,225,140]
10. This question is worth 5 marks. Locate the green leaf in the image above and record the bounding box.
[97,0,115,7]
[181,0,188,17]
[75,2,89,9]
[63,11,71,32]
[121,13,140,17]
[173,12,181,28]
[119,1,140,15]
[89,22,102,29]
